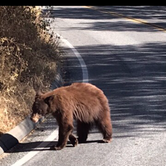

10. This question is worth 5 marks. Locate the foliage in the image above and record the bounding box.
[0,6,61,135]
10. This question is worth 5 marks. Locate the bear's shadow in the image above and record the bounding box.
[8,140,104,153]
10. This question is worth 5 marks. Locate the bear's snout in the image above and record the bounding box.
[31,113,40,123]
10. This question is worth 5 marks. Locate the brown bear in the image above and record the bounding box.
[31,82,112,150]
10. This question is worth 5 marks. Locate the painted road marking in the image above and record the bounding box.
[84,6,166,33]
[11,129,58,166]
[57,33,89,83]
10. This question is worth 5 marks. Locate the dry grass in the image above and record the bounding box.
[0,6,61,135]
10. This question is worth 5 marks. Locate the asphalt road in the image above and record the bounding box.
[0,6,166,166]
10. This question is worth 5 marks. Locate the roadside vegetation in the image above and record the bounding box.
[0,6,61,135]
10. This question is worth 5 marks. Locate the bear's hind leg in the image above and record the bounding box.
[77,121,91,143]
[69,133,78,147]
[95,118,112,143]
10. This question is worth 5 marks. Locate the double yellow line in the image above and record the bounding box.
[84,6,166,33]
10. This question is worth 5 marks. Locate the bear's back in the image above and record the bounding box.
[69,83,104,96]
[52,83,107,105]
[45,83,110,122]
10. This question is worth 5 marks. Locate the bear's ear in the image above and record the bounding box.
[44,96,51,106]
[35,90,43,99]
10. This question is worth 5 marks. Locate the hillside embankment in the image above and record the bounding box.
[0,6,62,135]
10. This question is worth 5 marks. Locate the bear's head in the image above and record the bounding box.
[31,91,49,123]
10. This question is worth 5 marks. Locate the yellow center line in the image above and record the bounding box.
[83,6,166,33]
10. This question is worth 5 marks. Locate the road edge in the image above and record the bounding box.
[57,33,89,83]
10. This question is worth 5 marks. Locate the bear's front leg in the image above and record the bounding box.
[51,124,73,150]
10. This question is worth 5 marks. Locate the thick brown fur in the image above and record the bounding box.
[31,83,112,150]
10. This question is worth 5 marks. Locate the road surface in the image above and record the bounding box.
[0,6,166,166]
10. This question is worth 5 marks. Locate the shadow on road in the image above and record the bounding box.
[8,140,106,153]
[43,6,166,138]
[43,6,166,32]
[73,42,166,138]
